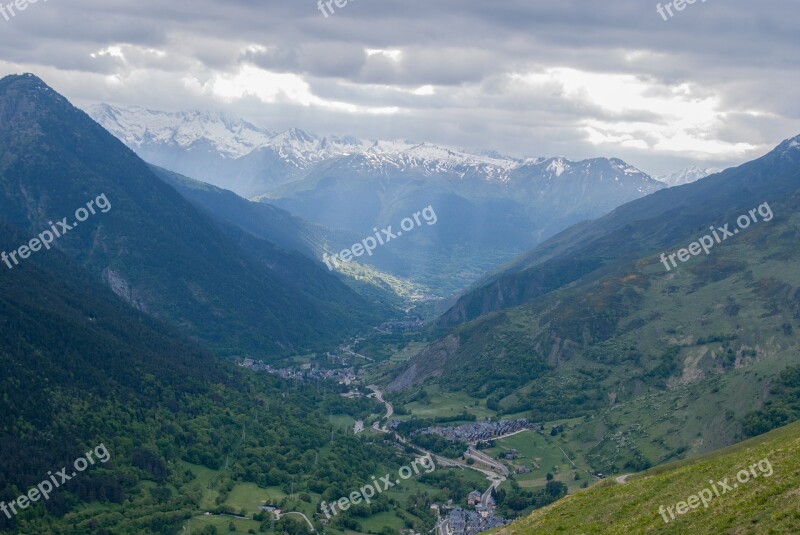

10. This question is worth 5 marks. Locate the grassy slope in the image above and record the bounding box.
[181,460,490,535]
[496,420,800,534]
[390,187,800,472]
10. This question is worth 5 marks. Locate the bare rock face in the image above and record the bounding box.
[386,335,460,392]
[102,268,149,312]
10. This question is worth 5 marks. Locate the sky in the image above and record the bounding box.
[0,0,798,175]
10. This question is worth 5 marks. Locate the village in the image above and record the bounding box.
[416,419,541,442]
[238,358,357,385]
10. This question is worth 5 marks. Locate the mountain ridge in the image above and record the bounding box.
[384,133,800,473]
[0,73,387,358]
[88,102,664,198]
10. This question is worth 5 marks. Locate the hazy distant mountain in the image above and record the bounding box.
[655,165,720,187]
[267,149,665,291]
[87,103,276,157]
[87,103,663,199]
[88,104,372,196]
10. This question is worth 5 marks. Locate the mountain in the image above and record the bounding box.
[88,103,372,197]
[150,164,413,308]
[0,217,401,534]
[87,103,666,293]
[0,74,387,358]
[87,103,276,158]
[387,134,800,466]
[655,165,720,187]
[497,420,800,534]
[149,164,350,261]
[435,137,799,328]
[267,149,664,292]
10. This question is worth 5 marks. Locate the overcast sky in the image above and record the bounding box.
[1,0,798,174]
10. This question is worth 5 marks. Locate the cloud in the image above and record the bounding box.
[0,0,797,173]
[186,64,400,115]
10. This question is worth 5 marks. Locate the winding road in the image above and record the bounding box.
[368,385,393,431]
[368,384,509,529]
[281,511,315,532]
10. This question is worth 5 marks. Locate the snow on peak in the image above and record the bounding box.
[86,103,274,158]
[778,134,800,156]
[655,165,719,187]
[546,157,570,177]
[353,141,522,181]
[264,129,372,167]
[608,158,649,177]
[85,103,664,189]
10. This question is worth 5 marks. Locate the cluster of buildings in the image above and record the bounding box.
[378,319,425,332]
[419,419,541,442]
[444,507,508,534]
[498,449,531,474]
[238,358,356,385]
[437,487,506,534]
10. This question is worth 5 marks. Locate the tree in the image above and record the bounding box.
[546,473,554,481]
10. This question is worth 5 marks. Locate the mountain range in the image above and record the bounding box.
[86,103,718,195]
[88,103,672,293]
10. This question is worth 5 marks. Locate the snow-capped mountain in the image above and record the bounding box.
[336,141,523,183]
[87,103,667,202]
[655,166,720,187]
[87,103,275,158]
[512,156,661,193]
[776,134,800,157]
[84,102,674,291]
[258,127,373,170]
[88,103,528,185]
[270,147,665,260]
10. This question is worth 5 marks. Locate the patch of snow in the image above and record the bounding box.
[655,166,719,187]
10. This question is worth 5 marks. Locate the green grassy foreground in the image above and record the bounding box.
[496,420,800,534]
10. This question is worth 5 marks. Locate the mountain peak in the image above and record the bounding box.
[0,73,72,109]
[775,134,800,156]
[1,72,48,88]
[655,165,719,187]
[272,127,317,143]
[87,103,275,158]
